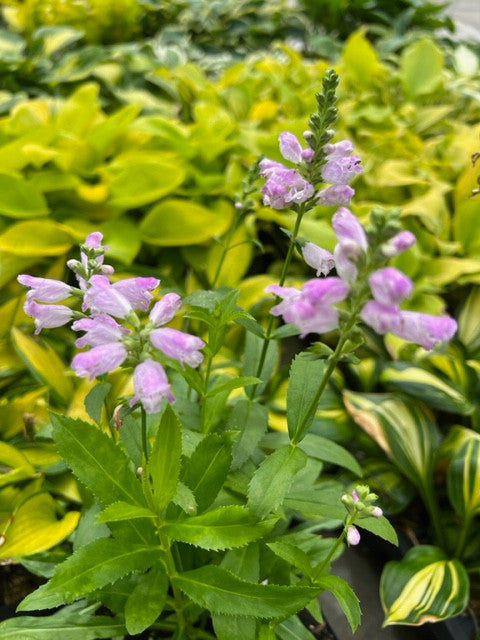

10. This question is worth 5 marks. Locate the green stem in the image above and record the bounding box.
[141,406,149,464]
[200,353,213,433]
[420,483,446,551]
[454,515,472,559]
[211,216,242,289]
[248,205,306,400]
[311,518,352,583]
[160,533,188,638]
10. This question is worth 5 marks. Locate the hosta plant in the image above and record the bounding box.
[0,70,459,639]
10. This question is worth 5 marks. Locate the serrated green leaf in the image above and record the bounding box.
[0,604,126,639]
[248,445,307,518]
[173,566,318,618]
[213,615,256,640]
[381,546,469,625]
[276,615,317,639]
[287,353,326,443]
[242,332,279,396]
[206,376,260,398]
[182,433,233,513]
[125,564,168,635]
[315,574,361,633]
[267,541,313,578]
[356,516,398,546]
[164,505,276,550]
[18,538,162,611]
[230,399,268,470]
[97,501,157,523]
[84,382,111,425]
[149,405,182,513]
[172,481,197,515]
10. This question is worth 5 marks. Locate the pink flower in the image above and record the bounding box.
[322,155,363,185]
[332,207,368,255]
[323,140,354,158]
[394,311,458,350]
[368,267,413,306]
[130,359,174,413]
[83,275,132,318]
[112,277,160,312]
[302,243,335,276]
[72,314,129,348]
[18,275,72,303]
[149,293,183,326]
[262,167,315,209]
[24,300,73,334]
[346,525,361,546]
[316,185,355,206]
[71,342,127,379]
[150,328,205,367]
[279,132,304,164]
[361,301,402,335]
[381,231,416,257]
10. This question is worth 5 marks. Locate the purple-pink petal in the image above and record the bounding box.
[83,275,132,318]
[347,525,361,546]
[71,342,127,379]
[18,275,72,303]
[112,277,160,312]
[72,314,129,348]
[316,185,355,206]
[24,300,73,334]
[279,132,303,164]
[381,231,417,257]
[150,328,205,367]
[394,311,458,350]
[302,243,335,277]
[361,300,402,335]
[321,156,363,185]
[149,293,183,326]
[259,158,285,178]
[369,267,413,306]
[323,140,354,158]
[130,359,174,413]
[332,207,368,254]
[302,277,350,306]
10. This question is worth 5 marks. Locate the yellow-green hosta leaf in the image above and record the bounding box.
[341,30,385,87]
[422,257,480,287]
[0,251,37,289]
[380,363,475,415]
[343,391,440,489]
[109,161,186,208]
[11,328,74,404]
[400,38,444,97]
[447,438,480,520]
[141,198,232,246]
[0,219,75,256]
[0,173,49,218]
[458,287,480,355]
[381,546,469,625]
[0,492,80,559]
[0,442,36,488]
[206,225,253,287]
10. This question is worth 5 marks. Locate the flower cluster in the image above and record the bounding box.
[18,233,205,413]
[259,133,363,210]
[342,485,383,546]
[267,204,457,350]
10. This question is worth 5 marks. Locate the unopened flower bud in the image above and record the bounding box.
[346,526,360,546]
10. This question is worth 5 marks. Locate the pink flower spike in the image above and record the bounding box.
[369,267,413,306]
[149,293,182,326]
[130,359,174,413]
[381,231,416,257]
[262,168,314,209]
[316,185,355,206]
[346,525,361,546]
[332,207,368,254]
[24,300,73,334]
[323,140,354,158]
[71,342,127,379]
[279,132,303,164]
[83,275,132,318]
[18,275,72,303]
[72,314,129,348]
[112,277,160,312]
[302,243,335,276]
[150,328,205,367]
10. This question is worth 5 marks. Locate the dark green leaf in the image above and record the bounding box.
[287,353,326,443]
[149,405,182,512]
[84,382,111,425]
[315,574,361,633]
[125,564,168,635]
[230,399,268,470]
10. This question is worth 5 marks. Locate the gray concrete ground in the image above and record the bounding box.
[441,0,480,39]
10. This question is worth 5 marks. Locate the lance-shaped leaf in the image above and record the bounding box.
[287,353,326,442]
[381,546,469,625]
[96,501,157,523]
[173,565,319,618]
[125,564,168,635]
[315,574,361,633]
[380,363,475,415]
[248,445,307,519]
[182,432,233,513]
[447,437,480,520]
[164,505,276,550]
[148,405,182,513]
[230,399,268,470]
[0,603,127,639]
[343,392,440,490]
[18,538,163,611]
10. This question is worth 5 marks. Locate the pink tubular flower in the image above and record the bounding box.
[323,140,354,158]
[262,168,315,209]
[71,342,127,379]
[149,293,183,326]
[112,277,160,312]
[368,267,413,306]
[83,275,132,318]
[381,230,416,257]
[302,277,350,306]
[150,328,205,367]
[131,359,175,413]
[361,300,402,335]
[316,184,355,206]
[17,275,72,303]
[279,132,303,164]
[346,525,361,546]
[322,156,363,185]
[394,311,458,350]
[302,243,335,276]
[259,158,285,178]
[72,314,129,348]
[332,207,368,255]
[24,300,73,334]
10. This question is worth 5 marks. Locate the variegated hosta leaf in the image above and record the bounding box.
[458,287,480,355]
[380,362,475,415]
[343,391,440,490]
[381,545,469,626]
[447,438,480,520]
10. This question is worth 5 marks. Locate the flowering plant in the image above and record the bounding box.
[2,71,458,639]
